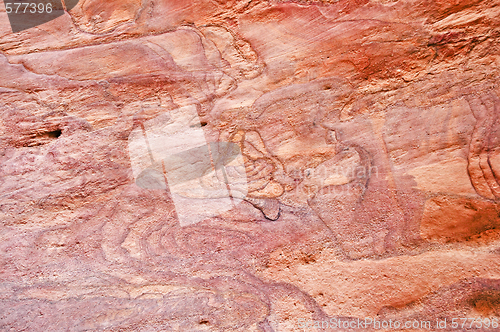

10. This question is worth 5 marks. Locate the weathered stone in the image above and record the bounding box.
[1,0,500,330]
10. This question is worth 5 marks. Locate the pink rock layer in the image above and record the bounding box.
[0,0,499,330]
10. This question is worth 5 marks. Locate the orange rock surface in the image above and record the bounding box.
[1,0,499,330]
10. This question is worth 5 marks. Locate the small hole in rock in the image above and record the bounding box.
[46,129,62,138]
[200,122,208,127]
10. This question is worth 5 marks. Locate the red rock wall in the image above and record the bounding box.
[1,0,499,331]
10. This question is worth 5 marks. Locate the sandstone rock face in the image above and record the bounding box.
[1,0,500,331]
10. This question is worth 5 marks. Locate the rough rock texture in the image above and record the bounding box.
[1,0,500,331]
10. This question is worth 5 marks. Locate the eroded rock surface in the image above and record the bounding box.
[1,0,499,331]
